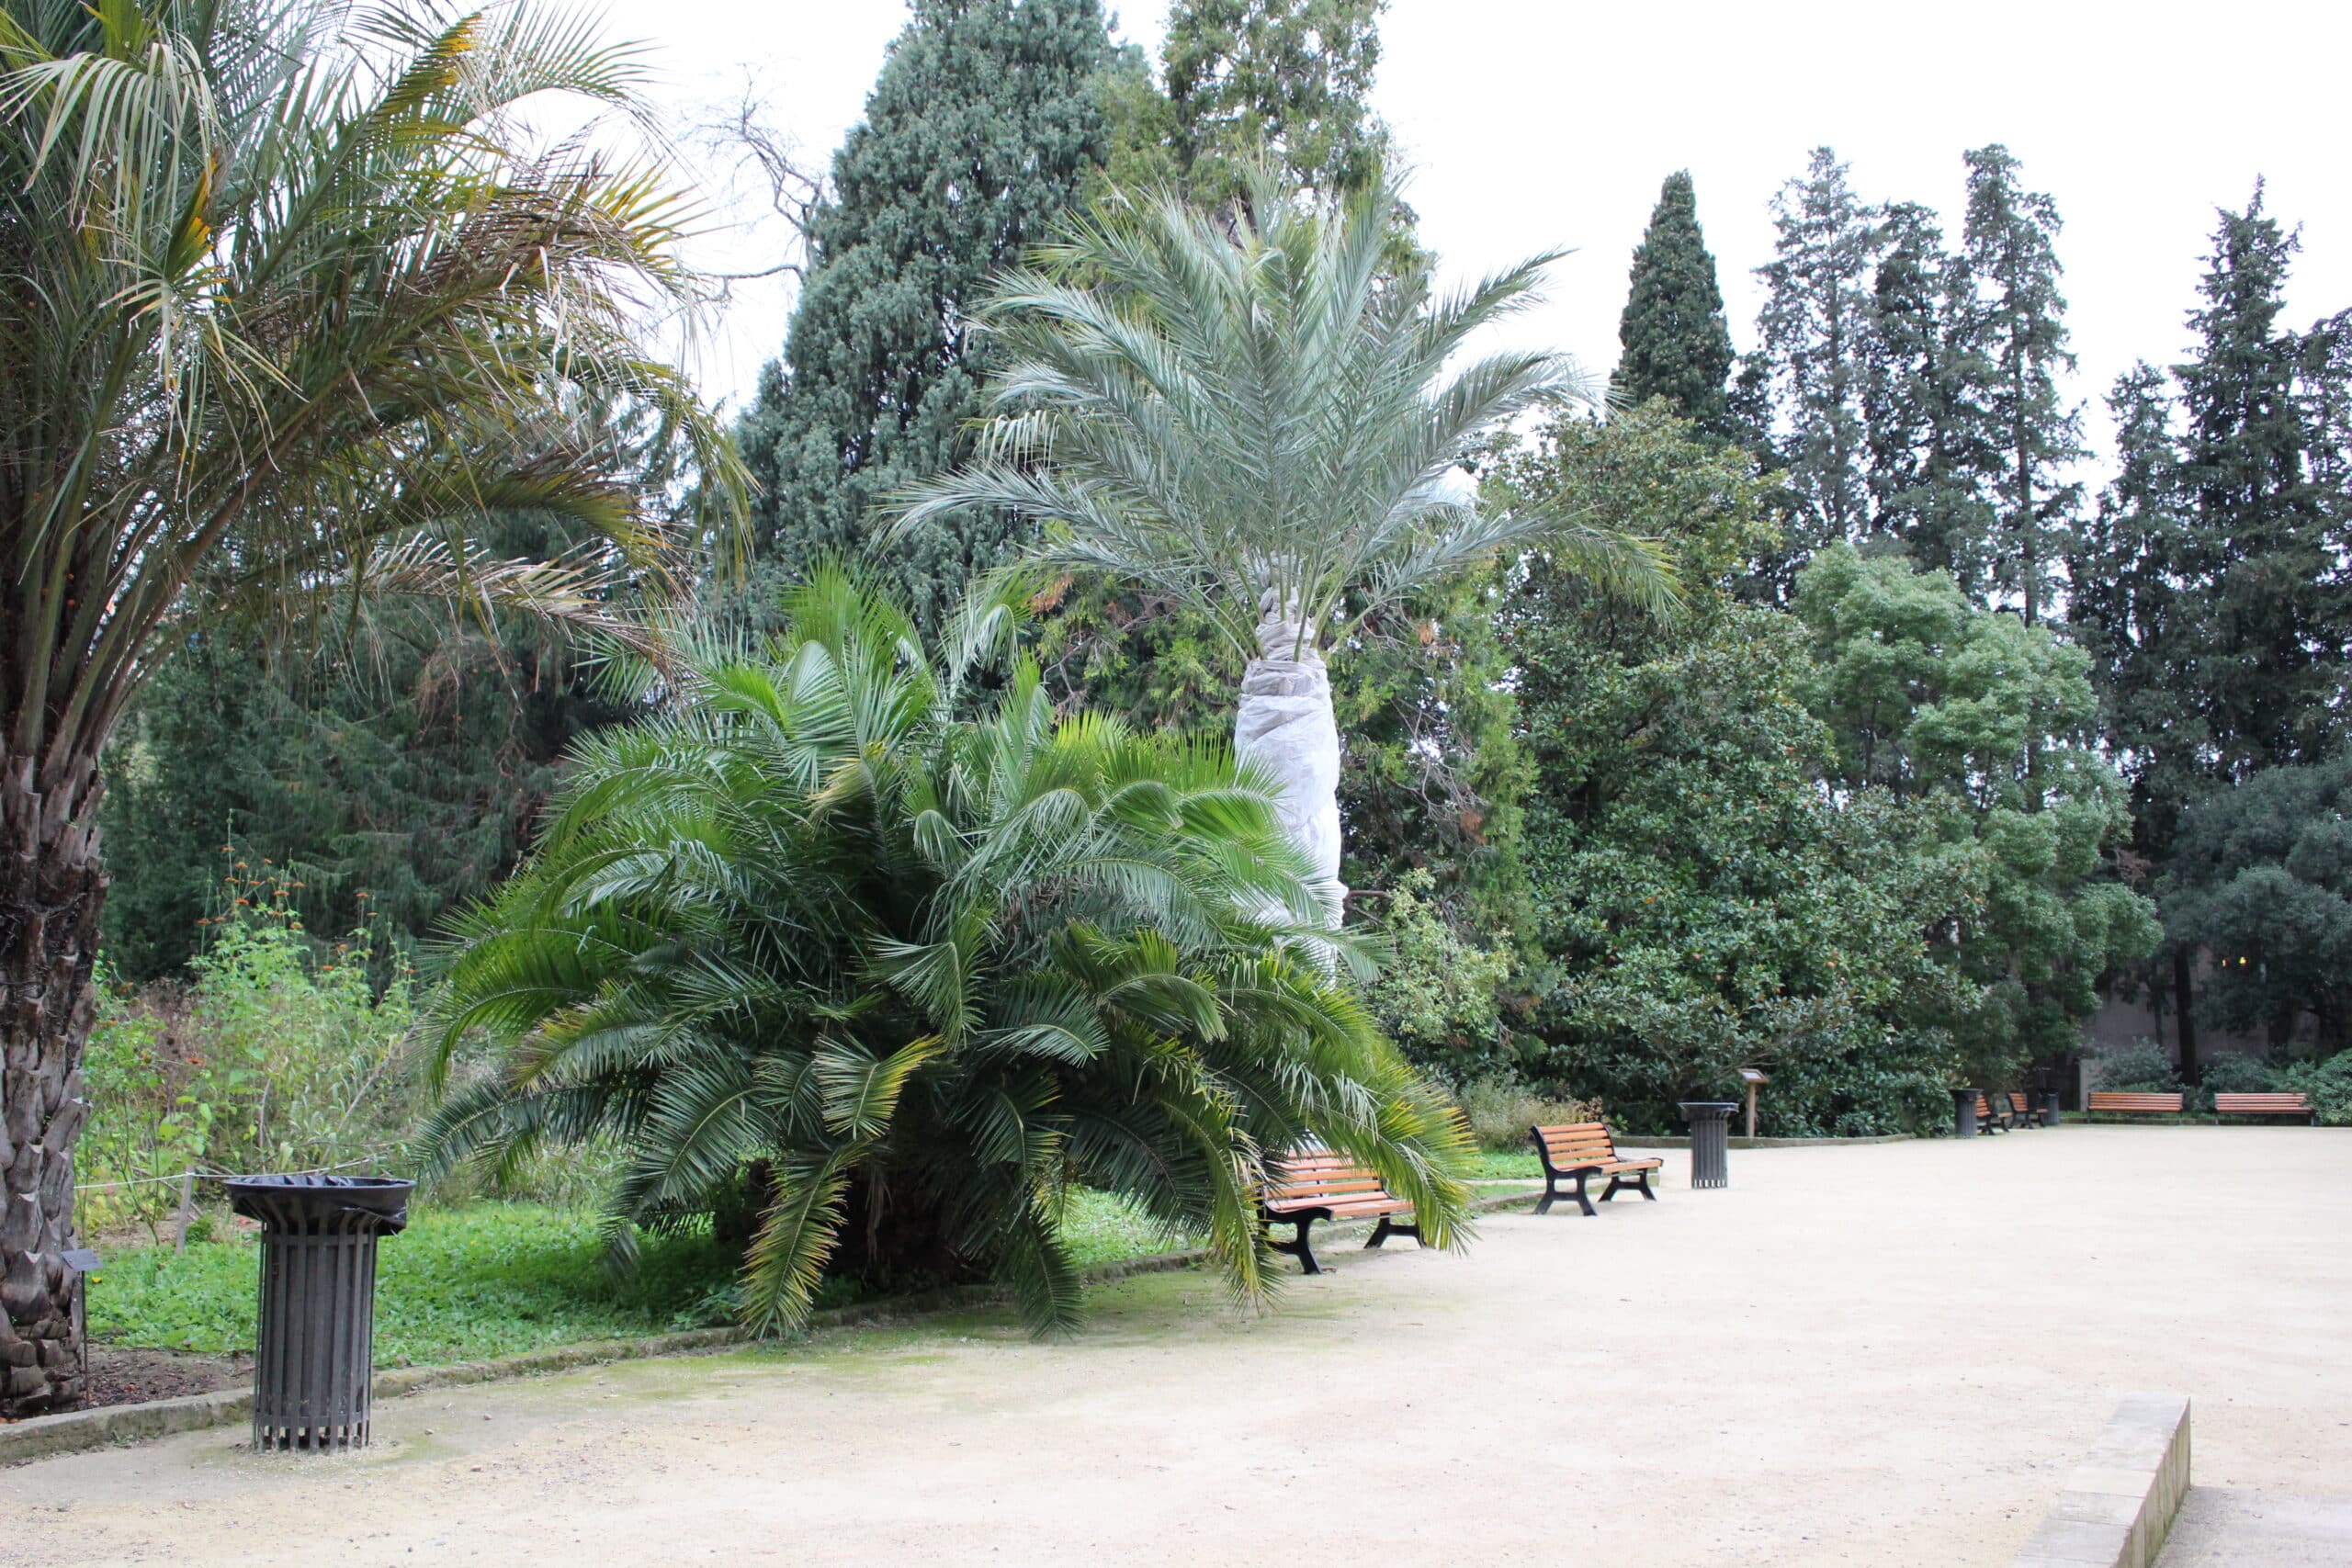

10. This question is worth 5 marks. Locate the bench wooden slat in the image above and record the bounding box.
[2086,1091,2185,1113]
[2213,1091,2314,1122]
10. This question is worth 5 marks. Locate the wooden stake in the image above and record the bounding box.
[174,1171,196,1253]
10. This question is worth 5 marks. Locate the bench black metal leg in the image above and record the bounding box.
[1603,1171,1657,1203]
[1365,1216,1423,1250]
[1570,1170,1598,1217]
[1269,1216,1322,1274]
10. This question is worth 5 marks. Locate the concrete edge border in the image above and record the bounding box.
[2013,1393,2192,1568]
[1,1184,1544,1466]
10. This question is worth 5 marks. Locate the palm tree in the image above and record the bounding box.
[420,569,1474,1337]
[889,172,1676,918]
[0,1,734,1413]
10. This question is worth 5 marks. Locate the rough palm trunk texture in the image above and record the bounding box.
[1233,605,1344,924]
[1,747,103,1415]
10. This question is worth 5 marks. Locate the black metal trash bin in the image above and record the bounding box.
[2041,1091,2062,1127]
[225,1174,413,1452]
[1952,1087,1980,1138]
[1679,1101,1738,1190]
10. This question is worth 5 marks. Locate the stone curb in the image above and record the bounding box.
[1,1184,1545,1467]
[2012,1393,2191,1568]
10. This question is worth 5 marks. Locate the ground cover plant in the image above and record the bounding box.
[85,1190,1188,1368]
[423,570,1474,1337]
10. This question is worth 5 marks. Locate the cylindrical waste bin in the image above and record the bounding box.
[2041,1091,2062,1127]
[1679,1101,1738,1190]
[225,1174,413,1452]
[1952,1088,1980,1138]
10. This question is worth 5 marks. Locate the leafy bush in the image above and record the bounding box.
[424,571,1473,1337]
[2274,1052,2352,1126]
[1363,870,1511,1068]
[2091,1042,2180,1093]
[80,882,418,1237]
[1453,1077,1599,1152]
[2196,1054,2277,1095]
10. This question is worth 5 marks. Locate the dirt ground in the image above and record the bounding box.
[5,1127,2347,1567]
[74,1348,244,1411]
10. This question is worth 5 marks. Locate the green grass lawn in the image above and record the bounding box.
[1459,1149,1543,1180]
[87,1190,1191,1369]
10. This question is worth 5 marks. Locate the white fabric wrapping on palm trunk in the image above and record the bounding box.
[1235,614,1345,924]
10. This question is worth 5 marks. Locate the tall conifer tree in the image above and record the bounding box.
[1160,0,1388,199]
[1613,171,1736,439]
[2068,189,2352,1072]
[1862,201,1987,582]
[735,0,1114,629]
[1953,145,2083,625]
[1753,148,1883,572]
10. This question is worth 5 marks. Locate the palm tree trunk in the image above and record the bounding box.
[0,745,103,1416]
[1233,607,1345,923]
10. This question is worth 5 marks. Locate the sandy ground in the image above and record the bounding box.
[5,1127,2348,1567]
[2157,1486,2352,1565]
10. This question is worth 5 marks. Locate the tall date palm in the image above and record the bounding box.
[0,0,732,1413]
[891,172,1677,918]
[421,570,1474,1337]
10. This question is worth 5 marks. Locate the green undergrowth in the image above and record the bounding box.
[85,1191,1192,1368]
[1458,1150,1544,1179]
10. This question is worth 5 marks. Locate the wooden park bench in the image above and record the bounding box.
[2212,1091,2317,1125]
[1973,1091,2013,1133]
[2007,1091,2047,1128]
[2086,1091,2185,1119]
[1259,1149,1422,1275]
[1529,1122,1663,1217]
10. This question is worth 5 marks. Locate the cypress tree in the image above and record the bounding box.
[735,0,1114,630]
[1612,171,1736,439]
[1753,148,1883,570]
[1953,145,2084,626]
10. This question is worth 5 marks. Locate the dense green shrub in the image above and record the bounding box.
[2275,1053,2352,1126]
[1363,870,1512,1071]
[1452,1078,1600,1153]
[2090,1042,2180,1093]
[2195,1054,2278,1096]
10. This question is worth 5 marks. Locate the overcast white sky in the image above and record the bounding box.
[593,0,2352,465]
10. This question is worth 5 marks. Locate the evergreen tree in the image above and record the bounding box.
[1612,171,1736,439]
[1953,145,2083,626]
[2171,189,2347,773]
[735,0,1114,630]
[1862,201,1989,582]
[1753,148,1883,580]
[1160,0,1388,200]
[2067,188,2352,1075]
[1795,547,2160,1084]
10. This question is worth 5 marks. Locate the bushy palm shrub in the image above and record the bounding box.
[421,571,1473,1334]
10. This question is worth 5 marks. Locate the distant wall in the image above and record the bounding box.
[2084,949,2316,1067]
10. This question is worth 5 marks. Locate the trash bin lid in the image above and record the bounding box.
[224,1173,415,1231]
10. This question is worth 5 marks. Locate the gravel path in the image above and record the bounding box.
[6,1127,2348,1566]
